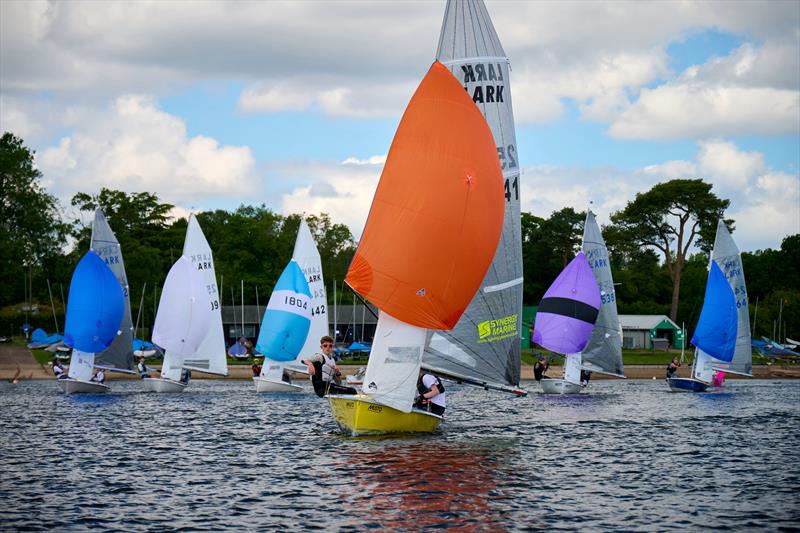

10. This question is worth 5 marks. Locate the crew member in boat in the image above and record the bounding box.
[180,369,191,385]
[580,369,592,387]
[415,371,446,416]
[302,335,356,397]
[137,356,151,379]
[91,369,105,384]
[666,357,680,379]
[251,357,262,377]
[52,358,67,379]
[533,356,549,381]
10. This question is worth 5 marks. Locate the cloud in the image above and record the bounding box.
[609,42,800,139]
[36,94,258,205]
[276,157,384,240]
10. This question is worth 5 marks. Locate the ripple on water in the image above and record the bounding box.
[0,379,798,530]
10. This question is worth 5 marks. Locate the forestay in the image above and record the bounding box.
[181,215,228,376]
[580,211,624,377]
[90,209,135,373]
[425,0,523,390]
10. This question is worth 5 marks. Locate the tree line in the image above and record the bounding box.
[2,132,797,342]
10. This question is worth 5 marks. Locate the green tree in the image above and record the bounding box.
[608,179,730,322]
[0,132,69,307]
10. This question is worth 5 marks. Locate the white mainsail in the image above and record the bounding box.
[180,215,228,376]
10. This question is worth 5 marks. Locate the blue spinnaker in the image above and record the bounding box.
[691,261,737,362]
[64,250,124,353]
[256,260,312,362]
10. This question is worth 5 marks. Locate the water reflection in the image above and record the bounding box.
[340,440,512,531]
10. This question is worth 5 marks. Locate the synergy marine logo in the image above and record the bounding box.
[477,314,518,343]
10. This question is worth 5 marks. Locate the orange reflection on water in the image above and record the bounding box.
[340,441,509,532]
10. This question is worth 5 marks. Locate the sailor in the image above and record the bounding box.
[580,369,592,387]
[415,371,446,416]
[302,336,356,398]
[180,369,191,385]
[533,356,549,381]
[91,369,105,383]
[251,358,262,377]
[52,358,67,379]
[666,357,680,379]
[137,356,150,379]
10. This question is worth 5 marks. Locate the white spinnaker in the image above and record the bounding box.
[361,311,426,414]
[67,349,96,381]
[181,215,228,376]
[289,220,329,372]
[153,256,212,380]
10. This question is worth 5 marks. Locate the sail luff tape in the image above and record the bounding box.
[441,56,509,67]
[483,277,523,293]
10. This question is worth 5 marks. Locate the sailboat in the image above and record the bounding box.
[59,251,125,394]
[540,211,625,394]
[59,209,136,393]
[327,59,506,436]
[420,0,525,394]
[290,220,330,371]
[253,259,312,392]
[533,252,602,394]
[667,220,752,392]
[143,215,226,392]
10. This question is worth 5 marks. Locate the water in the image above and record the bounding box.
[1,379,798,531]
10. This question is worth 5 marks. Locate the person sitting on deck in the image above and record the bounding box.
[414,371,446,416]
[533,357,549,381]
[52,358,67,379]
[666,357,680,379]
[91,369,105,383]
[302,335,356,398]
[580,369,592,387]
[180,369,191,385]
[137,356,151,379]
[251,358,262,377]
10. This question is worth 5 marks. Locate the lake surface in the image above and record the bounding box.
[0,378,798,531]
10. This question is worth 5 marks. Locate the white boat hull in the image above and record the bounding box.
[540,378,584,394]
[142,377,186,393]
[253,377,303,393]
[58,378,110,394]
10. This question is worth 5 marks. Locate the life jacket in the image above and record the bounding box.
[310,353,336,384]
[417,374,445,396]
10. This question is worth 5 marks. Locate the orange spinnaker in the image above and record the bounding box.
[345,61,504,330]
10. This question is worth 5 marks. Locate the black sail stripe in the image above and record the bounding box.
[538,297,599,325]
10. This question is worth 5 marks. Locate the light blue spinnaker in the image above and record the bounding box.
[691,261,738,363]
[64,250,125,354]
[256,260,312,363]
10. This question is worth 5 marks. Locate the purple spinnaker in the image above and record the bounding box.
[533,252,602,354]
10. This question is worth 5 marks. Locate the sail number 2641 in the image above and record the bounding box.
[498,144,519,203]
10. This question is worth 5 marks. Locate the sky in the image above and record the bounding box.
[1,0,798,253]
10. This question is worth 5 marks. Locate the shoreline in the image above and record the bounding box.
[2,345,798,380]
